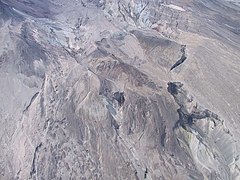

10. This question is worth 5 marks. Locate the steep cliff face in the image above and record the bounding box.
[0,0,240,179]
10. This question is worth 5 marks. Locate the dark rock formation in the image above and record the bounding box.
[113,91,125,106]
[170,45,187,71]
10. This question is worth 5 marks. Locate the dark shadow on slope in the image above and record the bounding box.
[170,45,187,71]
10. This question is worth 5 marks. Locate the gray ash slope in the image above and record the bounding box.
[0,0,240,179]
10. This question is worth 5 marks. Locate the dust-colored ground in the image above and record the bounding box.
[0,0,240,179]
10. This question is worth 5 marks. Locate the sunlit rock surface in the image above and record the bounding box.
[0,0,240,179]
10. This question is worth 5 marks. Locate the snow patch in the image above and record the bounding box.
[164,4,186,12]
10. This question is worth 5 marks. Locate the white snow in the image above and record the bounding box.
[164,4,186,12]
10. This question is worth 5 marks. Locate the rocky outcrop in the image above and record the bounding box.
[170,45,187,71]
[168,82,238,180]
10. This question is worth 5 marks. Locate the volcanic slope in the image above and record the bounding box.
[0,0,240,179]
